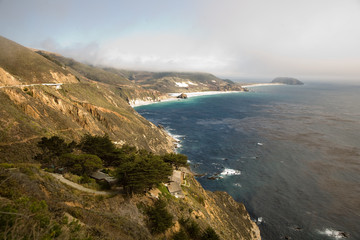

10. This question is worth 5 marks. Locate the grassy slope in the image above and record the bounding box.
[35,51,132,86]
[0,36,71,84]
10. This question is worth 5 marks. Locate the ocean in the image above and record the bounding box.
[135,82,360,240]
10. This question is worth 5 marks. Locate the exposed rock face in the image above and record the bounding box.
[177,93,188,99]
[165,172,261,240]
[271,77,304,85]
[0,83,175,161]
[0,36,175,161]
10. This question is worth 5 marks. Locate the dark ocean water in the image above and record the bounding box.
[135,83,360,240]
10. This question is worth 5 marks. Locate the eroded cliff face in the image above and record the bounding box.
[0,80,175,161]
[163,173,261,240]
[0,67,21,86]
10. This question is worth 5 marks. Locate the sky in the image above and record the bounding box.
[0,0,360,81]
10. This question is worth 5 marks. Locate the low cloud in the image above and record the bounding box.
[27,0,360,80]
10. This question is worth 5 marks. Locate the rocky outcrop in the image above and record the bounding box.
[177,93,188,99]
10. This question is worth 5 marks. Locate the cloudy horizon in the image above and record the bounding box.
[1,0,359,81]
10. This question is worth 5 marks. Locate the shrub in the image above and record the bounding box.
[172,229,190,240]
[201,227,220,240]
[179,217,201,240]
[146,199,173,234]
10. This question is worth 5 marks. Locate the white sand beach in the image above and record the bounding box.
[131,83,285,107]
[130,91,243,107]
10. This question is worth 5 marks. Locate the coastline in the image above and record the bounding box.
[131,84,285,108]
[130,90,244,108]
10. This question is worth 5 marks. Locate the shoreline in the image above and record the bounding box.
[131,83,285,108]
[131,90,244,108]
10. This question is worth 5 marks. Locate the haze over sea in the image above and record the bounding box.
[135,82,360,240]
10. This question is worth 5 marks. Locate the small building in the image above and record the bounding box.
[90,170,117,184]
[166,170,185,198]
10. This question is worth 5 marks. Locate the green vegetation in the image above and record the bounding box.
[59,153,102,176]
[174,217,220,240]
[0,195,88,240]
[35,136,75,166]
[78,134,120,166]
[116,150,172,195]
[157,183,172,199]
[145,199,173,234]
[35,134,182,195]
[200,227,220,240]
[161,152,188,169]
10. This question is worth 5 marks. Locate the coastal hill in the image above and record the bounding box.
[37,51,246,97]
[0,35,260,239]
[271,77,304,85]
[0,36,175,160]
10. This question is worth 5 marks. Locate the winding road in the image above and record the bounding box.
[50,173,111,195]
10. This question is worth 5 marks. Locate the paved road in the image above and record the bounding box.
[50,173,110,195]
[0,83,63,89]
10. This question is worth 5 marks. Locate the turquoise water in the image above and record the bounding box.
[135,83,360,239]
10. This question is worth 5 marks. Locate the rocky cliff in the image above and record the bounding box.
[0,164,260,240]
[0,36,175,161]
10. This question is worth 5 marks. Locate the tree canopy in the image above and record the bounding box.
[78,134,120,166]
[35,136,75,166]
[161,153,188,169]
[117,151,172,195]
[59,153,103,176]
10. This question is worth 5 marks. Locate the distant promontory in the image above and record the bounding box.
[271,77,304,85]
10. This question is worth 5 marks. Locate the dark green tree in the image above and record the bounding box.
[179,217,201,240]
[117,152,172,195]
[35,136,75,166]
[162,153,188,169]
[146,199,173,234]
[172,229,190,240]
[59,153,103,176]
[200,227,220,240]
[78,134,120,166]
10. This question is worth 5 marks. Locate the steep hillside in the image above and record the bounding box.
[0,36,78,85]
[0,36,174,161]
[0,164,260,240]
[34,51,246,103]
[35,51,168,103]
[0,36,260,240]
[104,69,245,93]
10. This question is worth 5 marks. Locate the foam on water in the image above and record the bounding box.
[220,168,241,176]
[317,228,348,239]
